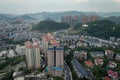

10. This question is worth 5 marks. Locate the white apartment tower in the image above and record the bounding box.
[25,38,41,69]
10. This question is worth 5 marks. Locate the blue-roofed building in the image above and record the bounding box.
[90,51,104,58]
[51,67,62,71]
[72,59,88,78]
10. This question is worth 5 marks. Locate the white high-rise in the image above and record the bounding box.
[25,38,41,69]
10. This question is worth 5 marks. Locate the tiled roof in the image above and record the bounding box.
[85,61,94,67]
[107,70,118,78]
[104,76,111,80]
[105,50,114,54]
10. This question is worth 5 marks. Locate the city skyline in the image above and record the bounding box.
[0,0,120,14]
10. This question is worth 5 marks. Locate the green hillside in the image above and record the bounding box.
[73,20,120,39]
[32,20,70,33]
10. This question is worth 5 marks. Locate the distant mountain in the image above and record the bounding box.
[1,11,120,22]
[27,11,120,22]
[0,14,15,20]
[27,11,84,21]
[19,15,35,20]
[44,17,54,21]
[0,14,35,21]
[105,16,120,23]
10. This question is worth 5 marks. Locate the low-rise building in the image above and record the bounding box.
[7,50,16,57]
[115,53,120,61]
[90,51,104,58]
[73,51,79,58]
[104,76,111,80]
[85,61,94,68]
[64,49,71,55]
[116,38,120,43]
[76,41,88,47]
[105,50,114,59]
[73,50,87,60]
[108,61,117,69]
[69,44,75,49]
[94,58,103,66]
[109,37,116,42]
[13,71,25,80]
[107,70,118,80]
[79,51,87,60]
[0,51,7,57]
[16,45,26,55]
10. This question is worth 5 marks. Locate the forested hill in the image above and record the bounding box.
[32,20,70,32]
[73,20,120,39]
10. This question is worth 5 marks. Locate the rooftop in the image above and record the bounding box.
[104,76,111,80]
[72,59,88,77]
[107,70,118,78]
[85,61,94,66]
[90,51,104,55]
[105,50,114,54]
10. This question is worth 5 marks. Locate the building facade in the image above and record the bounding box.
[47,45,64,77]
[25,38,41,69]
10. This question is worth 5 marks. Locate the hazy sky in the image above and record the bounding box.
[0,0,120,14]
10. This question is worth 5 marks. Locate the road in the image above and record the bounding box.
[64,62,72,80]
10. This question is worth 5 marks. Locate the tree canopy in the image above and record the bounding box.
[32,20,70,33]
[73,20,120,39]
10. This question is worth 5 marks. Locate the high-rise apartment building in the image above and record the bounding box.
[42,33,55,58]
[90,15,98,22]
[61,16,78,27]
[47,45,64,77]
[82,15,98,24]
[25,38,41,69]
[82,16,89,24]
[42,33,64,76]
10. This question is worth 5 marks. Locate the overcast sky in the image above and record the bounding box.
[0,0,120,14]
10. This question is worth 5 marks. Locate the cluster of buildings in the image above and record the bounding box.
[61,16,79,27]
[110,37,120,43]
[61,15,99,27]
[0,19,39,42]
[41,33,64,77]
[73,50,120,80]
[59,35,120,49]
[11,33,64,80]
[82,15,98,24]
[11,31,43,42]
[80,35,120,47]
[0,49,16,58]
[61,35,120,48]
[24,33,64,77]
[0,44,26,58]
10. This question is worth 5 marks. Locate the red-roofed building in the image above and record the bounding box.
[42,33,60,58]
[104,76,111,80]
[42,33,55,58]
[51,40,59,45]
[107,70,118,79]
[85,61,94,68]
